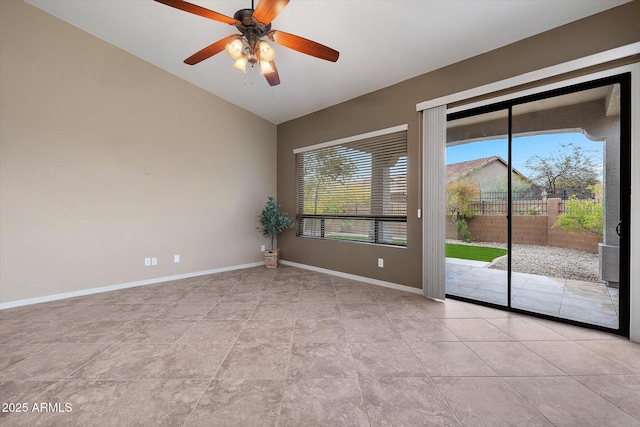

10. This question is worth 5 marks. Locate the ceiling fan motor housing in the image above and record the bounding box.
[234,9,271,36]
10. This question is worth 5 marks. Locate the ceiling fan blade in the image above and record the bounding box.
[253,0,290,25]
[263,61,280,86]
[154,0,239,25]
[269,30,339,62]
[184,35,240,65]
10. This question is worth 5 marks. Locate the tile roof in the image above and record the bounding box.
[446,156,502,182]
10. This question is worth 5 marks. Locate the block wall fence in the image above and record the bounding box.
[445,198,602,253]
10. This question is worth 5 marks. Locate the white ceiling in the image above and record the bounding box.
[26,0,629,124]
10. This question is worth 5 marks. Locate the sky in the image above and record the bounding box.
[445,132,604,181]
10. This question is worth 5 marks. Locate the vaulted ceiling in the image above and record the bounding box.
[26,0,630,124]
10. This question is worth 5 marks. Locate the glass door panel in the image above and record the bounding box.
[445,110,509,306]
[510,84,621,329]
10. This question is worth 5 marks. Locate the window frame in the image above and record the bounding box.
[294,125,409,247]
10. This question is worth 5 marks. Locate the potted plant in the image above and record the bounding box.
[258,196,294,268]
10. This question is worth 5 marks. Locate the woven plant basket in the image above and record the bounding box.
[264,249,280,269]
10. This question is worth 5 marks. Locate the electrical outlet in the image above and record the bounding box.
[151,257,158,266]
[378,258,384,268]
[174,254,180,263]
[261,245,266,252]
[144,257,151,267]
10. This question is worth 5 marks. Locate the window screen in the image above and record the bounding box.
[295,128,408,246]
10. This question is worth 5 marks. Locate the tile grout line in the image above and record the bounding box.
[571,374,640,423]
[182,269,278,427]
[343,279,374,427]
[275,269,304,427]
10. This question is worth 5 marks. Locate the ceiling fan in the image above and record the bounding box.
[154,0,340,86]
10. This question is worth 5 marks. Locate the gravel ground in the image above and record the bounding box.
[447,239,601,282]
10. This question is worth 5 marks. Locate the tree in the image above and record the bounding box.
[258,197,294,251]
[446,180,480,242]
[589,182,603,202]
[303,147,357,214]
[525,142,600,196]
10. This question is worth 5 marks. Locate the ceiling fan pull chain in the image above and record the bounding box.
[244,65,256,86]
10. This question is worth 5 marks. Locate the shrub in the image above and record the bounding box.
[446,180,479,242]
[456,219,473,243]
[553,195,603,235]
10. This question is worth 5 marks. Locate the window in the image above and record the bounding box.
[295,126,408,246]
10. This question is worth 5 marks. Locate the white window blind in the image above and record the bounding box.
[295,127,408,246]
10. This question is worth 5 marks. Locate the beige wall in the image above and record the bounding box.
[0,0,277,304]
[277,1,640,289]
[466,162,531,192]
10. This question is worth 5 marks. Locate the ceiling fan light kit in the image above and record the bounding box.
[258,41,276,62]
[223,34,276,74]
[224,38,244,59]
[154,0,339,86]
[259,59,275,74]
[233,56,248,73]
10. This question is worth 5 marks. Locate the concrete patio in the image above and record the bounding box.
[446,258,620,329]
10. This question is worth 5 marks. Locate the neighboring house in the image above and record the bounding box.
[446,156,532,194]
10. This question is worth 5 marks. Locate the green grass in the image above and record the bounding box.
[446,243,507,262]
[326,234,369,242]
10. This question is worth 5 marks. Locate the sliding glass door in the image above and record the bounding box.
[444,74,630,334]
[445,110,509,306]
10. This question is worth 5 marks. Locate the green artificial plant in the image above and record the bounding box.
[258,197,294,252]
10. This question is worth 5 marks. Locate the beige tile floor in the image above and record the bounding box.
[1,265,639,426]
[446,260,620,329]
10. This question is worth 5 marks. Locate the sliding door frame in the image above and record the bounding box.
[443,73,631,335]
[418,43,639,341]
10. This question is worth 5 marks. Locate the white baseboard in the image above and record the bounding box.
[1,260,423,310]
[280,260,423,295]
[0,262,264,310]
